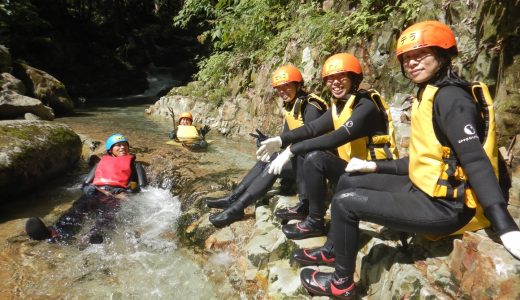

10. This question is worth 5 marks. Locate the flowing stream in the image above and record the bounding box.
[0,71,257,298]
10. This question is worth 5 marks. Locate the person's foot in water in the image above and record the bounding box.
[25,217,57,241]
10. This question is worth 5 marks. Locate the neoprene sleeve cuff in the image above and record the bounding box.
[484,203,520,235]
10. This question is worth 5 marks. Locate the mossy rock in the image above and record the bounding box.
[0,120,81,200]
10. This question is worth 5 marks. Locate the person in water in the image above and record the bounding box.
[168,112,211,141]
[206,64,328,228]
[25,133,147,244]
[257,53,398,240]
[298,20,520,299]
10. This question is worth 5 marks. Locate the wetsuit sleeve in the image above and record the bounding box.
[303,99,325,123]
[280,109,334,147]
[83,164,97,184]
[435,86,519,235]
[289,97,384,156]
[281,121,289,135]
[376,157,409,175]
[134,162,148,188]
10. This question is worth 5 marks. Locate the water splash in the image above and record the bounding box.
[17,188,234,299]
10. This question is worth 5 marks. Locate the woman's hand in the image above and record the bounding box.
[268,147,294,175]
[256,136,282,162]
[345,157,377,173]
[500,231,520,260]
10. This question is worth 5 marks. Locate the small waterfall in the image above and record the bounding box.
[141,64,182,97]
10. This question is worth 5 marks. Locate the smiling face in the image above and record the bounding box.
[111,142,129,157]
[325,72,352,99]
[179,118,192,126]
[402,47,442,84]
[274,82,298,103]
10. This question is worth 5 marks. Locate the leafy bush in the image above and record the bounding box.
[174,0,422,103]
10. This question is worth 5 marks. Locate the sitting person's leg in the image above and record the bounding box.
[209,162,279,227]
[283,151,346,239]
[275,154,309,221]
[293,172,412,264]
[206,159,268,209]
[301,185,474,298]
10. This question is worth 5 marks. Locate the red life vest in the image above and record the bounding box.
[92,154,134,188]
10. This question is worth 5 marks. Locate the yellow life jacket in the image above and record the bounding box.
[332,90,399,162]
[284,93,328,130]
[176,125,201,142]
[409,82,497,235]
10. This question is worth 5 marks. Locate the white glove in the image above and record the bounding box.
[345,157,377,173]
[500,231,520,260]
[268,147,294,175]
[256,137,282,161]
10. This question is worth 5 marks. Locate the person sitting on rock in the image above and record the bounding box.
[25,133,147,244]
[257,53,398,240]
[298,20,520,299]
[206,64,328,228]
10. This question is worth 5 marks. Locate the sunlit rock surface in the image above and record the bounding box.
[0,120,81,199]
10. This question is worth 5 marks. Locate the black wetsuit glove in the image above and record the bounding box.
[249,129,269,148]
[200,125,211,137]
[81,183,97,196]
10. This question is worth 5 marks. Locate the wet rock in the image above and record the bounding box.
[0,90,54,121]
[450,232,520,299]
[24,113,41,120]
[245,206,287,268]
[1,73,25,94]
[266,259,304,298]
[0,120,81,199]
[13,63,73,114]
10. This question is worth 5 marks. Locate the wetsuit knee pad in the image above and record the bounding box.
[303,151,328,172]
[331,188,368,218]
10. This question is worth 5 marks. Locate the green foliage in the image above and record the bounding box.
[173,0,215,29]
[174,0,422,102]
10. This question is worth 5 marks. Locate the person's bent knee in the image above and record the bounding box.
[303,151,328,172]
[332,188,367,221]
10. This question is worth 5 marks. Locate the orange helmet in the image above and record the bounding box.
[321,53,362,79]
[396,20,457,59]
[271,65,303,87]
[178,112,193,122]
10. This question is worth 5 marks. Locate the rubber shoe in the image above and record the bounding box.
[282,217,326,240]
[274,202,308,221]
[89,233,104,244]
[25,217,53,240]
[209,206,244,228]
[300,268,356,299]
[292,246,335,266]
[206,194,238,209]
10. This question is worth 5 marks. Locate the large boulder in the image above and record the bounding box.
[1,73,26,94]
[13,63,74,114]
[0,90,54,120]
[0,120,81,199]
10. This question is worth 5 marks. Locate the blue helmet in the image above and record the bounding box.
[105,134,129,151]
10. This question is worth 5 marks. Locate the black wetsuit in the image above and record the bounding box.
[54,160,147,239]
[227,94,325,208]
[331,82,519,278]
[280,92,389,221]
